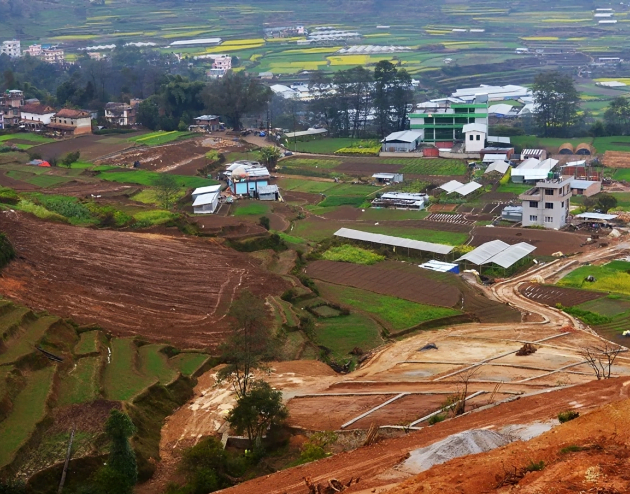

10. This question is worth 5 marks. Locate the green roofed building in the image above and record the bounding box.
[408,96,489,143]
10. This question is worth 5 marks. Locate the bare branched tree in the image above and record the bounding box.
[579,343,624,380]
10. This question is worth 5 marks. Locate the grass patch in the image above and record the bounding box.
[132,188,186,205]
[169,353,209,376]
[233,202,270,216]
[282,138,358,154]
[315,313,383,358]
[321,245,385,265]
[319,284,461,330]
[318,196,365,207]
[139,344,178,384]
[13,199,67,222]
[127,131,196,146]
[558,261,630,296]
[103,338,155,401]
[0,366,55,468]
[57,356,102,406]
[75,330,101,355]
[0,315,58,365]
[133,210,178,227]
[576,297,630,318]
[496,183,531,194]
[360,209,429,220]
[276,232,305,244]
[280,158,342,169]
[278,178,337,194]
[27,194,94,224]
[557,305,612,326]
[0,134,54,144]
[99,169,217,188]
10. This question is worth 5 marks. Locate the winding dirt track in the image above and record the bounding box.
[0,212,288,348]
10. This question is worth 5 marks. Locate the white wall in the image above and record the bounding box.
[465,131,485,153]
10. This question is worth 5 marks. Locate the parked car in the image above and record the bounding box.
[259,131,266,137]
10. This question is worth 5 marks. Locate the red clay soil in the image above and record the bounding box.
[470,226,589,256]
[519,283,605,307]
[427,204,458,212]
[321,206,363,220]
[0,212,288,348]
[99,139,206,172]
[218,378,630,494]
[0,171,38,191]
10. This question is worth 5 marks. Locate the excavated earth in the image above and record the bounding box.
[0,212,288,347]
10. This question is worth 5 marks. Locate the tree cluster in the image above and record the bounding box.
[532,71,581,138]
[307,60,413,138]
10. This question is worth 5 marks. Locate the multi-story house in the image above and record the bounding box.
[408,96,489,143]
[41,48,65,64]
[0,40,21,58]
[104,102,136,126]
[48,109,92,136]
[20,103,57,129]
[519,175,571,230]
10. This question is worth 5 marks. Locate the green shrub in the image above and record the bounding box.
[0,187,18,205]
[556,304,612,326]
[15,200,68,222]
[560,445,583,454]
[525,460,545,472]
[32,194,93,223]
[133,210,178,228]
[295,432,337,465]
[0,233,15,270]
[428,413,446,425]
[558,410,579,423]
[322,245,385,265]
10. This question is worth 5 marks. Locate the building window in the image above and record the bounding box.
[545,189,554,195]
[529,215,538,222]
[545,216,553,223]
[476,135,481,141]
[561,201,564,207]
[469,135,474,141]
[529,201,538,208]
[545,202,553,209]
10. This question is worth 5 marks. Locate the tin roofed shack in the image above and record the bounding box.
[226,162,271,198]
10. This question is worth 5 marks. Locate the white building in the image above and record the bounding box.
[192,192,220,214]
[1,40,21,58]
[24,44,42,56]
[519,176,571,229]
[41,48,65,64]
[463,123,487,153]
[381,130,423,152]
[20,103,57,128]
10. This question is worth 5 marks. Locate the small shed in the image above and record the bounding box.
[419,260,459,274]
[463,123,487,153]
[381,130,423,153]
[570,179,601,197]
[192,184,221,201]
[192,192,220,214]
[501,206,523,222]
[372,173,403,184]
[258,184,280,201]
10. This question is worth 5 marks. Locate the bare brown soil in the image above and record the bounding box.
[0,171,38,191]
[335,162,403,174]
[470,226,588,256]
[282,190,322,206]
[219,378,630,494]
[603,150,630,168]
[519,283,605,307]
[35,134,140,161]
[0,212,288,347]
[288,395,392,430]
[427,204,458,212]
[322,206,363,220]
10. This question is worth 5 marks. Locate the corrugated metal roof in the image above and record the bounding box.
[521,149,545,156]
[462,123,487,134]
[419,260,459,273]
[571,180,599,189]
[258,184,279,194]
[485,160,510,174]
[482,153,508,162]
[450,182,482,196]
[284,128,328,138]
[456,240,536,268]
[334,228,453,255]
[372,173,397,179]
[192,185,221,196]
[457,240,509,265]
[439,180,464,193]
[192,191,219,207]
[483,242,536,269]
[575,212,617,220]
[382,130,423,143]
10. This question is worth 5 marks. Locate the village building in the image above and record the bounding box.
[1,40,21,58]
[258,184,280,201]
[519,176,571,229]
[226,164,271,197]
[1,90,24,108]
[190,115,221,132]
[20,103,57,129]
[570,179,602,197]
[24,44,42,57]
[511,158,559,184]
[381,130,422,153]
[0,111,4,130]
[104,102,136,126]
[372,173,404,185]
[41,48,65,64]
[48,109,92,136]
[462,123,487,153]
[371,192,427,210]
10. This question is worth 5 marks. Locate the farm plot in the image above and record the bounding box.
[169,353,209,376]
[426,213,474,225]
[0,212,288,348]
[603,151,630,168]
[33,134,142,161]
[315,313,384,358]
[0,314,59,365]
[128,131,196,147]
[307,260,461,307]
[519,283,605,307]
[557,260,630,295]
[379,158,468,176]
[58,356,102,406]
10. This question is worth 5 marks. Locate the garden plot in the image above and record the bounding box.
[426,213,474,225]
[519,283,604,307]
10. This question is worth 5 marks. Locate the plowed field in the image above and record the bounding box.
[0,213,288,347]
[519,283,605,307]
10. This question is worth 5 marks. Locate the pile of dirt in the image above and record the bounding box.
[397,429,511,474]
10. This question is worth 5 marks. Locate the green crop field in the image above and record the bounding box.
[558,261,630,296]
[169,353,209,376]
[128,131,196,146]
[283,138,357,154]
[593,136,630,152]
[233,202,270,216]
[496,183,531,194]
[139,344,178,384]
[58,356,102,406]
[0,315,59,365]
[381,158,467,176]
[318,284,461,330]
[75,330,101,355]
[315,313,383,358]
[359,209,430,221]
[0,134,55,145]
[576,296,630,318]
[103,338,156,401]
[318,196,365,207]
[0,366,55,468]
[321,245,385,265]
[98,169,217,188]
[280,158,342,169]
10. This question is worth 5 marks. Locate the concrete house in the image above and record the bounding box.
[258,184,280,201]
[462,123,487,153]
[191,115,221,132]
[104,102,136,126]
[48,109,92,136]
[519,176,571,229]
[1,40,21,58]
[228,165,270,197]
[570,179,601,197]
[192,192,220,214]
[372,173,403,185]
[20,103,56,129]
[381,130,423,152]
